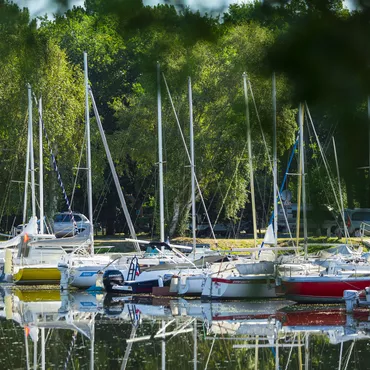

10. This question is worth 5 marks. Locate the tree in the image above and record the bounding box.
[0,1,85,230]
[112,15,297,236]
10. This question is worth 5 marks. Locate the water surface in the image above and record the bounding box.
[0,288,369,369]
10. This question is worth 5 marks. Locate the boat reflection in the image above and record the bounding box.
[1,288,370,369]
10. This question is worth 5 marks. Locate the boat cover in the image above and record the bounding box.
[29,225,92,248]
[318,244,355,258]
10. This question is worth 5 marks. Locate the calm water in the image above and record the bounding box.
[0,287,369,369]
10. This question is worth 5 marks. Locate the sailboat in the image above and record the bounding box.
[200,73,282,299]
[3,87,73,284]
[57,52,152,290]
[277,103,370,303]
[99,66,227,296]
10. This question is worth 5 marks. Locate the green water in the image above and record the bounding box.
[0,290,369,369]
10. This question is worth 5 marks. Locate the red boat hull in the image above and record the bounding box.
[279,276,370,303]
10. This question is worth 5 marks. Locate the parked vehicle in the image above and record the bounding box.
[12,223,25,236]
[320,210,343,237]
[52,212,90,238]
[346,208,370,236]
[277,203,317,234]
[321,208,370,237]
[278,203,349,236]
[188,222,232,238]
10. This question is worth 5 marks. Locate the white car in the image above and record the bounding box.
[53,212,90,238]
[346,208,370,236]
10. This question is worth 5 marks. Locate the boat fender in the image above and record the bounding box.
[4,249,12,275]
[365,287,370,302]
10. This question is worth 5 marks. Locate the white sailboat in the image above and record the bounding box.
[58,52,144,290]
[4,87,72,284]
[277,103,370,303]
[201,73,279,299]
[99,66,224,295]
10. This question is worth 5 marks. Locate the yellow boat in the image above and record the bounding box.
[13,265,61,285]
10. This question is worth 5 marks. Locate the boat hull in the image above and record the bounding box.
[69,266,102,288]
[177,275,206,296]
[280,275,370,303]
[107,279,164,294]
[13,267,61,284]
[201,275,277,299]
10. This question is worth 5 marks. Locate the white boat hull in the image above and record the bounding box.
[177,274,207,296]
[201,275,277,299]
[69,265,103,288]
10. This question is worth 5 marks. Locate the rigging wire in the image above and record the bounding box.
[32,95,79,233]
[70,124,87,209]
[0,116,28,229]
[213,145,247,228]
[305,115,344,236]
[162,72,218,242]
[132,171,156,231]
[93,173,113,224]
[305,103,352,243]
[152,166,158,240]
[248,79,296,247]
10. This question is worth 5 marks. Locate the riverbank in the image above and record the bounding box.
[93,234,368,254]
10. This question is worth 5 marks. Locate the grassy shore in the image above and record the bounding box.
[93,234,368,254]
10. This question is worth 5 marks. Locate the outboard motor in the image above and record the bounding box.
[103,270,124,293]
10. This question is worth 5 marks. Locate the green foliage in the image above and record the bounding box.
[0,1,85,222]
[109,16,297,234]
[1,0,370,236]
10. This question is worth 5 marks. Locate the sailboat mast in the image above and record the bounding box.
[39,97,44,234]
[23,112,30,228]
[84,52,94,251]
[243,73,258,247]
[296,105,302,248]
[368,96,370,204]
[28,84,36,218]
[89,90,140,252]
[188,77,197,255]
[299,103,308,257]
[157,62,165,243]
[272,73,278,247]
[332,137,348,243]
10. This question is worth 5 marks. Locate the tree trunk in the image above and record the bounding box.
[106,218,115,235]
[345,175,354,209]
[169,197,180,237]
[169,191,195,237]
